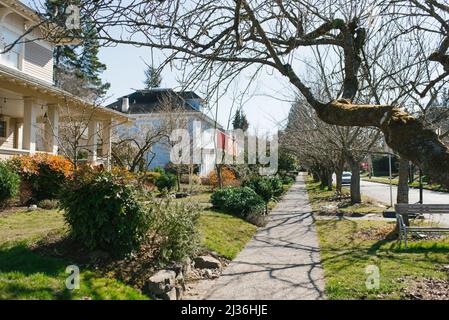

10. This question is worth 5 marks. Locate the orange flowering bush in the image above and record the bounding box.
[9,154,73,202]
[10,153,73,178]
[207,166,239,188]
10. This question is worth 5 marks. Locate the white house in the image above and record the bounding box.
[0,0,130,167]
[107,88,232,176]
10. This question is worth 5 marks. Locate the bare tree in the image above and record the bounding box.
[26,0,449,187]
[111,121,165,172]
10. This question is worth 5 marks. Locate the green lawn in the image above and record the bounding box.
[0,210,67,244]
[363,176,448,193]
[0,210,148,300]
[176,190,258,259]
[306,178,384,215]
[0,197,257,298]
[316,219,449,299]
[198,210,257,259]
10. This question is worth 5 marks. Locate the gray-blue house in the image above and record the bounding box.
[106,88,223,176]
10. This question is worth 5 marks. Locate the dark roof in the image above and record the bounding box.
[106,88,203,114]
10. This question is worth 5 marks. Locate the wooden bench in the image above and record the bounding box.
[395,204,449,248]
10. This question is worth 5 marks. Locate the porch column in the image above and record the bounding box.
[101,119,112,170]
[87,119,98,163]
[22,98,37,154]
[44,105,59,154]
[15,121,23,150]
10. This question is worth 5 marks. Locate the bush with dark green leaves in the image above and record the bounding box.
[270,177,284,197]
[244,176,284,199]
[0,162,20,206]
[60,170,149,256]
[149,200,200,265]
[278,152,298,173]
[281,176,295,185]
[242,177,273,211]
[155,172,177,192]
[211,186,265,219]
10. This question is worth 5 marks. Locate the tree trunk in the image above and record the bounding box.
[215,164,223,189]
[326,169,333,191]
[347,155,361,204]
[397,158,409,204]
[335,156,345,195]
[319,169,326,190]
[335,169,342,194]
[311,99,449,189]
[397,157,410,227]
[312,170,320,182]
[176,165,181,192]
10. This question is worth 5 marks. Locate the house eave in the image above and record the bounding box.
[0,64,132,123]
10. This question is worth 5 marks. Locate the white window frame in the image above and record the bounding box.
[0,26,23,70]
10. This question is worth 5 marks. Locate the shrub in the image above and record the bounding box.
[278,151,298,173]
[242,176,285,213]
[149,200,200,265]
[60,169,149,256]
[281,176,295,185]
[153,166,166,174]
[0,162,20,206]
[243,177,273,205]
[269,177,284,198]
[37,199,59,210]
[207,166,238,188]
[137,171,161,190]
[9,154,73,201]
[155,172,177,192]
[244,176,284,198]
[211,186,265,219]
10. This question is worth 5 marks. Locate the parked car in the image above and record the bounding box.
[342,172,352,185]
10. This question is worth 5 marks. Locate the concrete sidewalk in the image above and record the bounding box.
[203,174,325,300]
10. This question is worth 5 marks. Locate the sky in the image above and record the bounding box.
[98,44,294,134]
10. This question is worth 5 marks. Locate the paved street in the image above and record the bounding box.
[360,179,449,206]
[203,174,325,300]
[360,179,449,226]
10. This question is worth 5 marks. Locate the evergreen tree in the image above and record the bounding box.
[143,65,162,89]
[232,109,249,131]
[47,1,110,98]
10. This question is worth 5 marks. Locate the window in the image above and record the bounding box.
[25,42,52,67]
[0,27,22,69]
[0,119,7,139]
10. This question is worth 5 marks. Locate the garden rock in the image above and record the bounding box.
[204,269,213,279]
[27,204,38,212]
[194,255,222,269]
[146,270,176,299]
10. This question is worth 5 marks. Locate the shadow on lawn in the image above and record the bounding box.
[318,218,449,270]
[0,243,77,299]
[0,243,146,300]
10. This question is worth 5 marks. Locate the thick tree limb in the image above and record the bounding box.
[315,99,449,187]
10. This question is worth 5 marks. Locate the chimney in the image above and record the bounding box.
[121,97,129,113]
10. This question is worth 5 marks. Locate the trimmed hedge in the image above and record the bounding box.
[211,186,265,218]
